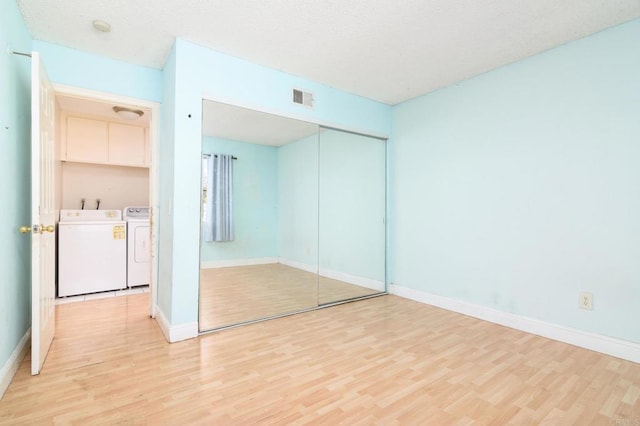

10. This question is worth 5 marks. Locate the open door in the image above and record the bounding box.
[29,52,56,375]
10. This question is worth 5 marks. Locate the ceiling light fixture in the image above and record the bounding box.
[113,106,144,120]
[92,19,111,33]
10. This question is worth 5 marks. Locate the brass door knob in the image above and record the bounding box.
[19,225,54,234]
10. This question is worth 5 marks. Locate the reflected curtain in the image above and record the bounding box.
[204,154,234,242]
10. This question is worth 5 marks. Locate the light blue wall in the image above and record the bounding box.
[0,0,32,376]
[162,38,391,326]
[201,138,278,261]
[180,39,391,138]
[278,134,319,267]
[157,44,176,322]
[391,19,640,343]
[319,129,386,282]
[32,41,163,103]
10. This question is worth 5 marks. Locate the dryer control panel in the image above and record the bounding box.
[123,206,150,219]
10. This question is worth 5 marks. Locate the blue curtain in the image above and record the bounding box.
[204,154,234,242]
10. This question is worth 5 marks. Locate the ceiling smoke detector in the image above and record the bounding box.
[113,106,144,120]
[92,19,111,33]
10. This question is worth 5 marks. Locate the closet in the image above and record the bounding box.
[199,100,386,331]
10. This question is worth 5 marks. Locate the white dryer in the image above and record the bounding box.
[123,206,150,287]
[58,210,127,297]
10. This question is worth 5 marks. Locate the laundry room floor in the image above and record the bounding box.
[55,285,149,305]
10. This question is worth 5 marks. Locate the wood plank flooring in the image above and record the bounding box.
[199,263,380,330]
[1,294,639,424]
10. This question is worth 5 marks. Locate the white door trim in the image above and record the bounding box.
[52,83,160,318]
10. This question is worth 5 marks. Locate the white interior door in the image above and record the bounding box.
[30,52,56,375]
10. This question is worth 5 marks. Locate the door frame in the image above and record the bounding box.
[53,84,161,318]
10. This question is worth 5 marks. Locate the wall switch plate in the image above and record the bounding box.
[579,292,593,310]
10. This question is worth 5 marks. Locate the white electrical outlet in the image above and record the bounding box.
[579,292,593,310]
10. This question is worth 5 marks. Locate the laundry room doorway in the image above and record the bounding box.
[51,84,160,318]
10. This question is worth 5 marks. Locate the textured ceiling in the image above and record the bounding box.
[17,0,640,104]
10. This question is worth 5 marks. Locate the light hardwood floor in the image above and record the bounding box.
[199,263,381,330]
[1,294,639,424]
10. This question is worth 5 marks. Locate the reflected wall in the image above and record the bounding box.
[200,137,279,263]
[278,134,319,271]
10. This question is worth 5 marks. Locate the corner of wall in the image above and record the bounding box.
[154,305,198,343]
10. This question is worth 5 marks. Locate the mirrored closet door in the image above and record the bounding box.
[199,101,387,332]
[318,128,387,305]
[199,101,320,331]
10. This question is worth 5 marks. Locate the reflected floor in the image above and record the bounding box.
[199,263,381,331]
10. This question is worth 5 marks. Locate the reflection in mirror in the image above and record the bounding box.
[199,101,319,331]
[198,101,388,332]
[318,128,387,304]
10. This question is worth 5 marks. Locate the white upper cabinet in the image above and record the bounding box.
[108,122,147,167]
[63,114,149,168]
[65,116,109,163]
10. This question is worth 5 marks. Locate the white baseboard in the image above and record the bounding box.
[278,257,317,274]
[390,284,640,364]
[200,257,278,269]
[319,268,385,292]
[0,328,31,400]
[154,306,198,343]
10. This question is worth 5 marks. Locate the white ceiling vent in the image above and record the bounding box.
[293,88,314,108]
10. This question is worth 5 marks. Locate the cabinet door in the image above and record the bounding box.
[66,116,108,163]
[109,122,147,167]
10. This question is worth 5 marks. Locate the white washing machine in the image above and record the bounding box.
[123,206,150,287]
[58,210,127,297]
